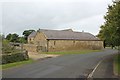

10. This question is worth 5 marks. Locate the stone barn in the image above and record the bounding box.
[23,29,103,52]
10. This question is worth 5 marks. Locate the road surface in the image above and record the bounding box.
[2,49,118,78]
[92,53,118,78]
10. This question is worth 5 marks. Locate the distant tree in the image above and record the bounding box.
[97,1,120,48]
[22,30,35,41]
[6,34,12,41]
[18,37,26,43]
[6,33,19,42]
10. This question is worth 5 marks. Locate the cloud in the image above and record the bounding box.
[56,14,104,35]
[1,0,112,36]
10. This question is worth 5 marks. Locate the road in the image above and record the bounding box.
[92,53,118,78]
[2,49,118,78]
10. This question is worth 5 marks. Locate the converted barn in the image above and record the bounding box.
[23,29,103,52]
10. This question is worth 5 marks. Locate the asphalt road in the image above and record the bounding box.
[2,49,118,78]
[92,53,118,78]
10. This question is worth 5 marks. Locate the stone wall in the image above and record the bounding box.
[28,32,47,46]
[33,32,47,52]
[23,44,38,52]
[33,32,47,45]
[48,40,103,52]
[27,32,103,52]
[28,37,34,44]
[27,32,48,52]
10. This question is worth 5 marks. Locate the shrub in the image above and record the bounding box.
[2,51,29,64]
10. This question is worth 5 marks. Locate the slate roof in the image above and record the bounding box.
[28,29,100,41]
[28,31,37,38]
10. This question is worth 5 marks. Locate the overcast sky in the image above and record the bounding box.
[1,0,113,36]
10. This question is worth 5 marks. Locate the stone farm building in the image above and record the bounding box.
[23,29,103,52]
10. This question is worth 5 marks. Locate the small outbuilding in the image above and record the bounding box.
[23,29,103,52]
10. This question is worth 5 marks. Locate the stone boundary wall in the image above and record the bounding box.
[23,44,38,52]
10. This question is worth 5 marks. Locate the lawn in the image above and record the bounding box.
[114,54,120,75]
[42,50,101,55]
[1,59,34,70]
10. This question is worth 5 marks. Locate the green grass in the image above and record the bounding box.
[114,54,120,75]
[42,50,101,55]
[0,59,34,70]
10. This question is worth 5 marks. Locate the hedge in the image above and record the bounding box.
[2,51,29,64]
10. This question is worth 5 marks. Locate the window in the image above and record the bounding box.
[54,41,56,45]
[29,38,31,41]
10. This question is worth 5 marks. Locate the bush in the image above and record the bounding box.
[2,51,29,64]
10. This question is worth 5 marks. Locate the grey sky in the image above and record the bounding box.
[1,0,112,36]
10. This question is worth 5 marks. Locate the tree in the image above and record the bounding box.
[10,33,19,42]
[18,37,26,43]
[6,34,12,41]
[97,1,120,48]
[22,30,35,41]
[6,33,19,42]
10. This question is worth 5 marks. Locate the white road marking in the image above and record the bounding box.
[87,59,103,78]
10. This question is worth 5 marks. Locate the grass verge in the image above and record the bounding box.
[42,50,101,55]
[1,59,34,70]
[114,54,120,76]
